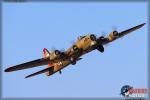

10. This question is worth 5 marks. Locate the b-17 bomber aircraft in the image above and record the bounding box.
[4,23,145,78]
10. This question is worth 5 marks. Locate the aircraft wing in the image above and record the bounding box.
[101,23,145,45]
[25,66,54,78]
[25,57,82,78]
[5,58,53,72]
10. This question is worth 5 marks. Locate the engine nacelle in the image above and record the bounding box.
[54,50,61,56]
[108,31,119,41]
[72,45,80,53]
[90,34,97,41]
[49,50,62,60]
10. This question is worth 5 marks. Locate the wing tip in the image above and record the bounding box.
[25,74,33,78]
[25,76,30,79]
[4,68,12,72]
[141,23,146,26]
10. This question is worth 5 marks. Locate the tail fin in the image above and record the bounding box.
[43,48,50,58]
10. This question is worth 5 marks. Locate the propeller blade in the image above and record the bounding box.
[112,26,117,31]
[70,40,76,45]
[60,48,65,52]
[101,31,107,37]
[50,46,56,51]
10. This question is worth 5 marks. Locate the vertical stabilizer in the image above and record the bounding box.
[43,48,50,58]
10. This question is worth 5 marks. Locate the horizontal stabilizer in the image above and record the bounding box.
[25,66,54,78]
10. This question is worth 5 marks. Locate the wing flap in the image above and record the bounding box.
[5,58,51,72]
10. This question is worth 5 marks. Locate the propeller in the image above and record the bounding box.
[50,46,56,51]
[70,39,76,45]
[112,26,120,37]
[50,46,65,56]
[101,31,107,37]
[60,48,65,52]
[112,26,124,39]
[112,26,118,31]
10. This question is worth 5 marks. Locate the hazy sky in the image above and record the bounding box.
[2,2,148,98]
